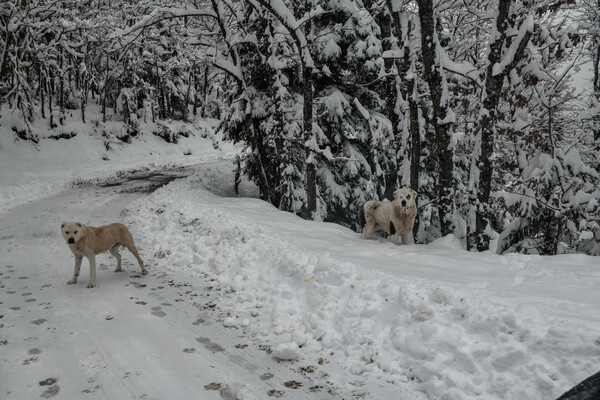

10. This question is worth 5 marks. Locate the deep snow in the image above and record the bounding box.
[128,168,600,399]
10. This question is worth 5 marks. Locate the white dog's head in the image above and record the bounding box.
[61,222,84,245]
[393,187,417,209]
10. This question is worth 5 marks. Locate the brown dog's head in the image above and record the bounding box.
[61,222,84,245]
[393,187,417,209]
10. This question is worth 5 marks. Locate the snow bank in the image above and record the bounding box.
[130,173,600,399]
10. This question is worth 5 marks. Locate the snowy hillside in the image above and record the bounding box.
[128,167,600,399]
[0,104,239,215]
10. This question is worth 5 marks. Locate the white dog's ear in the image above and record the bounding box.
[76,222,82,227]
[393,189,401,199]
[61,222,65,228]
[411,189,418,198]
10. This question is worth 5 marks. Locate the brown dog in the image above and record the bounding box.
[61,222,147,288]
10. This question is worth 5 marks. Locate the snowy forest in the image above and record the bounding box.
[2,0,600,256]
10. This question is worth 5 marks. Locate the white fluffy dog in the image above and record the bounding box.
[361,188,418,245]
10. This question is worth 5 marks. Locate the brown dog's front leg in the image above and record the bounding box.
[87,256,96,288]
[67,255,83,284]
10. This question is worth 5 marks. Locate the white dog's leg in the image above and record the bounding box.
[87,256,96,288]
[363,222,375,239]
[390,233,399,244]
[401,233,409,245]
[67,255,83,284]
[110,246,122,272]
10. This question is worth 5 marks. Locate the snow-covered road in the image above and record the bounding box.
[0,169,350,400]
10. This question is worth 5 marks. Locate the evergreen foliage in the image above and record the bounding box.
[2,0,598,254]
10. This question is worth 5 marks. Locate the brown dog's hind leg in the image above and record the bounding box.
[125,242,147,275]
[110,244,122,272]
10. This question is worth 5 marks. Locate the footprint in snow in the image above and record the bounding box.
[22,357,38,365]
[284,381,303,389]
[31,319,47,325]
[204,382,222,390]
[41,385,60,398]
[150,307,166,318]
[39,378,60,399]
[260,373,274,381]
[39,378,57,386]
[196,337,224,353]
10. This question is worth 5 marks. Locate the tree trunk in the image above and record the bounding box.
[59,48,64,112]
[202,63,209,118]
[102,53,109,121]
[416,0,454,236]
[303,59,317,219]
[302,19,317,219]
[40,72,46,120]
[593,0,600,144]
[246,113,270,203]
[385,2,421,240]
[409,79,421,241]
[380,7,399,200]
[475,0,532,251]
[248,0,317,219]
[48,76,55,129]
[184,64,194,121]
[81,59,88,124]
[0,32,10,86]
